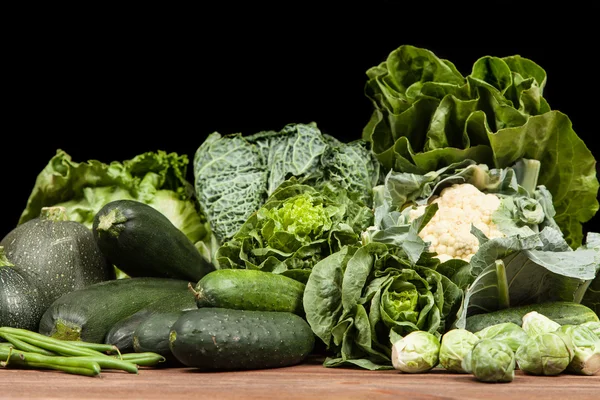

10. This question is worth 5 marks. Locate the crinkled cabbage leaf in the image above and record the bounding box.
[193,122,381,243]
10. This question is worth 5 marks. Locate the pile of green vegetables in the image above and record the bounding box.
[0,44,599,379]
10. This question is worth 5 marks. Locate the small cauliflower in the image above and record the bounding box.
[409,183,505,263]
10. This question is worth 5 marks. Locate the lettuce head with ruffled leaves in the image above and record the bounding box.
[362,44,599,249]
[17,149,213,258]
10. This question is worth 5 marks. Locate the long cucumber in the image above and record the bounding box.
[190,269,305,314]
[465,301,599,332]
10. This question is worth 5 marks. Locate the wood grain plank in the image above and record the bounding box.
[0,356,597,399]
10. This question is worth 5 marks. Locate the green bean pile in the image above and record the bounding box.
[0,327,166,377]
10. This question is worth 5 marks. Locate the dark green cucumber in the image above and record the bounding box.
[465,301,600,332]
[38,277,191,343]
[104,289,197,352]
[190,269,305,314]
[132,310,189,366]
[92,199,215,282]
[169,308,315,371]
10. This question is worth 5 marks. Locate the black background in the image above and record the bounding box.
[3,4,598,240]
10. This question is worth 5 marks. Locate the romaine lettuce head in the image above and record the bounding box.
[362,44,598,249]
[302,242,462,370]
[215,178,373,283]
[17,149,211,247]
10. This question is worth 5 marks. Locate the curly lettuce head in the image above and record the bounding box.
[215,179,373,283]
[260,193,334,249]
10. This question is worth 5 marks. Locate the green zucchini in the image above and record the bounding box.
[169,308,315,370]
[92,199,215,282]
[190,269,305,314]
[132,310,188,366]
[104,289,196,352]
[38,277,191,343]
[465,301,600,333]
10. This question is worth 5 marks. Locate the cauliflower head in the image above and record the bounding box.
[409,183,505,263]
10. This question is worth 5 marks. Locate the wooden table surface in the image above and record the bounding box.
[0,355,597,400]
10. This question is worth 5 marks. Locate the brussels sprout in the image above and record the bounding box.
[556,324,600,376]
[521,311,561,337]
[464,339,516,383]
[475,322,529,353]
[581,322,600,339]
[515,332,572,375]
[391,330,440,373]
[439,329,479,373]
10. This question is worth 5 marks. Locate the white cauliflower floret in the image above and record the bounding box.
[409,183,504,262]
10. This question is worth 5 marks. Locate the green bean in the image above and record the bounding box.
[71,356,138,374]
[0,328,108,358]
[9,333,103,357]
[0,328,117,355]
[7,360,101,377]
[0,347,101,377]
[0,333,56,356]
[63,340,121,355]
[118,352,167,366]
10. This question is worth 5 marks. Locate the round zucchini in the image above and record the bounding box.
[0,246,45,331]
[0,206,115,306]
[92,199,215,282]
[169,307,315,371]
